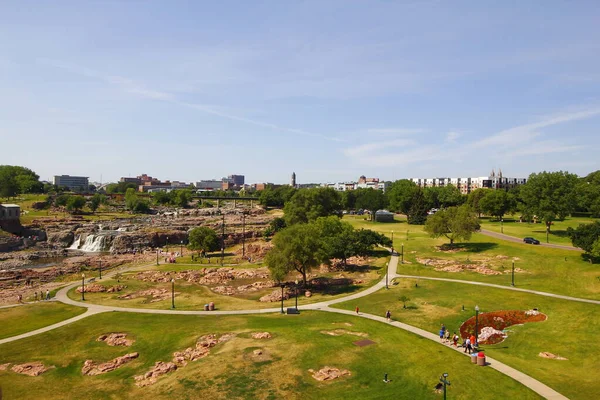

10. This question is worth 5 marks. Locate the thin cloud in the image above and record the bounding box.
[446,131,461,142]
[366,128,426,136]
[343,139,416,157]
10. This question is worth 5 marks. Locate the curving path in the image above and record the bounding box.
[1,256,570,399]
[479,229,581,251]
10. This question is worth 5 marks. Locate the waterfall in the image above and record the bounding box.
[68,236,81,250]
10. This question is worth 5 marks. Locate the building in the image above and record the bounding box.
[322,175,389,192]
[120,177,142,185]
[0,204,20,221]
[53,175,89,191]
[291,172,296,188]
[411,169,526,194]
[228,175,245,186]
[195,180,223,190]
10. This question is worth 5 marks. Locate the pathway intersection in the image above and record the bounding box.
[2,254,583,399]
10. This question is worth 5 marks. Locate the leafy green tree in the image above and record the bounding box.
[264,223,328,285]
[283,187,342,225]
[567,221,600,255]
[424,187,442,209]
[387,180,419,215]
[407,188,429,225]
[172,189,192,208]
[106,182,138,194]
[352,229,392,256]
[188,227,220,253]
[258,185,297,207]
[438,185,465,208]
[354,188,388,220]
[263,217,287,238]
[520,171,579,231]
[88,193,106,213]
[424,205,480,245]
[341,190,357,210]
[54,194,70,207]
[153,191,172,205]
[0,165,43,197]
[66,196,86,213]
[124,188,151,213]
[479,190,516,220]
[466,188,488,217]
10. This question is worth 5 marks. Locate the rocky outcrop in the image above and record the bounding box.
[97,333,135,346]
[11,362,54,376]
[134,361,178,387]
[259,288,291,302]
[76,284,126,294]
[46,231,75,248]
[81,353,139,375]
[251,332,272,339]
[309,366,351,381]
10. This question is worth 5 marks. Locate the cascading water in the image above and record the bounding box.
[68,236,81,250]
[68,233,116,252]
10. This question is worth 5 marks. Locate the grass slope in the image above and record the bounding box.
[0,302,86,339]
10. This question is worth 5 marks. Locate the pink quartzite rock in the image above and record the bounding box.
[11,362,54,376]
[81,353,139,376]
[97,332,135,347]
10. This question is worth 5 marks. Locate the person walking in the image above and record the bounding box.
[470,333,476,350]
[452,332,459,347]
[444,329,451,343]
[355,306,360,315]
[46,289,50,300]
[464,337,471,353]
[34,291,38,301]
[385,310,391,322]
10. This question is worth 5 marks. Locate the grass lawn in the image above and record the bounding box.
[0,311,542,399]
[0,302,86,339]
[479,215,598,246]
[333,279,600,400]
[66,255,387,311]
[344,216,600,300]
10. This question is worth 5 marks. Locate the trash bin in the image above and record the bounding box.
[208,302,215,311]
[471,352,478,364]
[204,304,209,311]
[477,352,486,366]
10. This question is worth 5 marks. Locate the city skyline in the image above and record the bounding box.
[1,1,599,183]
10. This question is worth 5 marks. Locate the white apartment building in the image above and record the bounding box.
[411,170,526,194]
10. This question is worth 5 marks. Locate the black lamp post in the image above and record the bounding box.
[171,278,175,309]
[475,305,480,346]
[501,219,504,234]
[280,283,285,314]
[156,248,159,265]
[295,279,299,310]
[180,240,183,256]
[401,243,404,264]
[511,260,515,287]
[166,236,169,253]
[98,259,102,280]
[81,273,85,301]
[391,230,394,254]
[440,373,451,400]
[385,263,389,289]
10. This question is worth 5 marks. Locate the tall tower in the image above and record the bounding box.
[291,172,296,187]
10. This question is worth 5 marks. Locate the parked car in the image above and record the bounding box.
[523,237,540,245]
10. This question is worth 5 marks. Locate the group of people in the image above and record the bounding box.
[439,324,472,351]
[18,289,51,303]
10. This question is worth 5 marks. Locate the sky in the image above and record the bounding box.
[1,0,599,185]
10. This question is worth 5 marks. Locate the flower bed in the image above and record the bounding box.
[459,310,547,345]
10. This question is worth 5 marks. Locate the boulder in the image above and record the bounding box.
[134,361,178,387]
[11,362,54,376]
[97,333,135,347]
[308,366,351,381]
[251,332,272,339]
[82,352,139,375]
[46,231,75,248]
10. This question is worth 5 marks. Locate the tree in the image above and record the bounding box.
[354,188,388,220]
[264,223,328,285]
[438,185,465,208]
[567,221,600,256]
[54,194,70,207]
[520,171,579,231]
[88,193,106,213]
[424,205,480,245]
[341,190,357,210]
[466,188,488,217]
[66,196,86,213]
[106,182,138,194]
[407,188,429,225]
[172,189,192,208]
[352,229,392,256]
[479,190,516,220]
[124,188,150,213]
[0,165,43,198]
[387,180,419,215]
[188,227,220,253]
[153,191,172,205]
[283,187,342,225]
[263,217,287,238]
[259,186,296,207]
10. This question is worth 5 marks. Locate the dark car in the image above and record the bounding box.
[523,237,540,245]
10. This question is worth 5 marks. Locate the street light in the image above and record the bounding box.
[439,373,451,400]
[166,236,169,253]
[511,260,515,287]
[180,240,184,256]
[385,263,389,289]
[171,278,175,309]
[391,230,394,254]
[98,259,102,280]
[295,279,299,310]
[501,219,504,234]
[81,273,85,301]
[156,248,159,266]
[280,283,285,314]
[475,305,480,347]
[401,243,404,264]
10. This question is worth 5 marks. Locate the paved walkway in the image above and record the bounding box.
[480,229,581,251]
[0,256,570,399]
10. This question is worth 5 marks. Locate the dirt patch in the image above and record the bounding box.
[309,366,351,381]
[251,332,272,339]
[320,329,368,338]
[82,352,139,375]
[97,333,134,347]
[11,362,54,376]
[134,361,178,387]
[460,310,547,344]
[250,348,272,363]
[539,352,568,360]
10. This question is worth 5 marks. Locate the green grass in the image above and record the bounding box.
[479,215,598,246]
[343,216,600,300]
[0,302,86,339]
[333,279,599,400]
[0,311,542,399]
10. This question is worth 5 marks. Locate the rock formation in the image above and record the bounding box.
[81,353,139,375]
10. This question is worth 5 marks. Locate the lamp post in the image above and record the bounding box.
[501,219,504,234]
[171,278,175,309]
[156,248,159,265]
[166,236,169,254]
[511,260,515,287]
[81,273,85,301]
[385,263,389,289]
[391,230,394,254]
[475,305,480,347]
[98,259,102,280]
[401,243,404,264]
[280,283,285,314]
[295,279,299,310]
[180,240,183,256]
[440,373,451,400]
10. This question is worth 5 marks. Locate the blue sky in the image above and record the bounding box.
[1,0,599,184]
